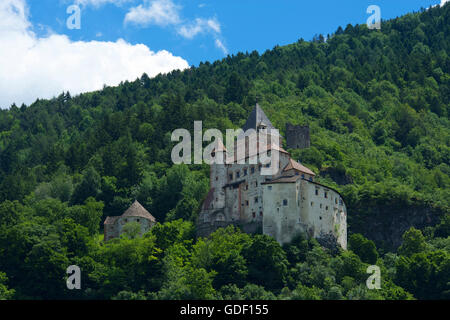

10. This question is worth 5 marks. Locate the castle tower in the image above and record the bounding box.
[239,103,283,147]
[210,139,227,210]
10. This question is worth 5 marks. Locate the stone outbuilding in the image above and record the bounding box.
[104,200,156,241]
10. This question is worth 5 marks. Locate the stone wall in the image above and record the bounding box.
[262,179,347,249]
[286,123,310,149]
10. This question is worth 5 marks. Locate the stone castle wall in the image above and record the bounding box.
[286,123,310,149]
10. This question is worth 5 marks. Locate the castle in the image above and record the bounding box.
[197,103,347,249]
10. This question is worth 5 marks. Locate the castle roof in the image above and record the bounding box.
[261,174,300,184]
[213,139,227,152]
[230,142,289,163]
[104,216,119,225]
[104,200,156,225]
[121,200,156,222]
[242,103,275,132]
[283,158,316,176]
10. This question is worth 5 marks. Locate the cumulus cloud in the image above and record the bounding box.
[124,0,181,26]
[125,0,228,54]
[74,0,133,8]
[177,18,221,39]
[0,0,189,109]
[441,0,449,5]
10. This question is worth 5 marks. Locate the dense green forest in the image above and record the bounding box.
[0,4,449,300]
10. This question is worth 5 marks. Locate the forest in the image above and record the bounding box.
[0,4,449,300]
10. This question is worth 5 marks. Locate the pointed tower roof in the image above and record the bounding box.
[242,103,275,132]
[122,200,156,222]
[213,138,227,152]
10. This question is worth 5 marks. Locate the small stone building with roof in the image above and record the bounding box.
[104,200,156,241]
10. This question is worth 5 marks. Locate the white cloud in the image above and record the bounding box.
[215,39,228,55]
[124,0,181,26]
[74,0,132,8]
[0,0,189,109]
[432,0,449,8]
[124,0,228,55]
[177,18,220,39]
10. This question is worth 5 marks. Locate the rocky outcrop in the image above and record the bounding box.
[348,200,447,252]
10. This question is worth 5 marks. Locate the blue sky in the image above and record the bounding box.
[30,0,442,65]
[0,0,446,108]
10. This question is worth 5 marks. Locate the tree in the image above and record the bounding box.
[70,166,101,205]
[242,234,288,291]
[0,272,15,300]
[349,233,379,264]
[398,227,427,257]
[67,197,104,236]
[192,226,251,289]
[122,221,142,239]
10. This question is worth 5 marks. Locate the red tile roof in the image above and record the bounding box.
[283,158,316,176]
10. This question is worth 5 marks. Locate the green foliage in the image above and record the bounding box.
[192,226,251,289]
[0,272,15,300]
[242,234,288,291]
[398,227,427,257]
[122,221,142,239]
[349,233,379,264]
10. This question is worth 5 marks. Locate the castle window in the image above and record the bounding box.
[236,171,240,178]
[251,166,255,174]
[309,177,313,181]
[301,174,305,179]
[246,184,249,190]
[339,199,343,205]
[311,201,314,207]
[265,163,271,168]
[326,206,329,211]
[320,204,322,209]
[315,189,319,196]
[283,199,288,206]
[216,198,218,202]
[252,212,256,218]
[260,211,263,216]
[324,191,328,199]
[229,173,233,180]
[268,186,272,190]
[244,168,248,176]
[319,216,322,220]
[254,197,258,203]
[137,219,140,222]
[258,165,262,172]
[216,176,218,181]
[295,172,299,176]
[246,200,249,206]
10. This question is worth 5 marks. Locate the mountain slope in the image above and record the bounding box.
[0,4,448,251]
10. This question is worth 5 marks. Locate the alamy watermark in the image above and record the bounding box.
[367,5,381,30]
[66,265,81,290]
[67,4,81,30]
[171,121,280,175]
[366,265,381,289]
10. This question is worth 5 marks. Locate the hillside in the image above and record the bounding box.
[0,4,449,300]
